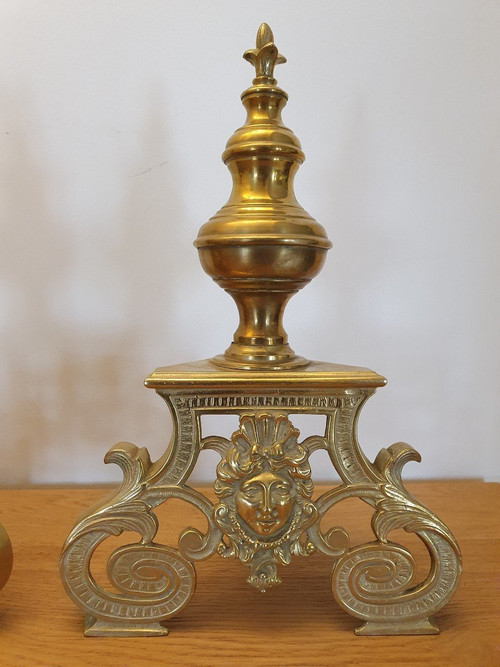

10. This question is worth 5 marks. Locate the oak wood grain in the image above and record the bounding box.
[0,481,498,666]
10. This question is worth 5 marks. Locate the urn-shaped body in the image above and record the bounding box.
[195,28,331,369]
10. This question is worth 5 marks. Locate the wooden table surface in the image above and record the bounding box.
[0,480,498,666]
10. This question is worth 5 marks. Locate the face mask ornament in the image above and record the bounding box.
[214,414,318,591]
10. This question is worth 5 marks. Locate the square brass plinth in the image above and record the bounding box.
[144,359,387,392]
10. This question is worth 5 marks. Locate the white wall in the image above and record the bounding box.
[0,1,498,485]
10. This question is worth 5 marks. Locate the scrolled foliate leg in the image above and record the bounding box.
[60,442,197,636]
[329,442,461,635]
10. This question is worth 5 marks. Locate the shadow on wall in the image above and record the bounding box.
[0,91,185,484]
[290,98,395,365]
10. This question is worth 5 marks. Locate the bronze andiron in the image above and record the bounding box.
[60,24,461,637]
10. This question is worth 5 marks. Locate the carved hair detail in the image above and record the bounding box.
[214,414,313,501]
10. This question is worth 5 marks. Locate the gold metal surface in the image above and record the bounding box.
[0,522,13,592]
[61,367,461,635]
[213,414,317,591]
[60,23,461,637]
[145,358,387,391]
[195,23,331,370]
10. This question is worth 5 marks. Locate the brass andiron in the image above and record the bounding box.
[60,23,461,637]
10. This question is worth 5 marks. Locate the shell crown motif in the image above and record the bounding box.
[216,414,311,491]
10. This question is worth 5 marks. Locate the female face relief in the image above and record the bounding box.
[235,469,294,536]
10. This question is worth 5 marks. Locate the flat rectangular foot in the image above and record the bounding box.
[84,615,169,637]
[355,617,440,636]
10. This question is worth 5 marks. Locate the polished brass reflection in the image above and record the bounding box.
[0,522,12,592]
[195,23,331,370]
[60,23,461,637]
[236,471,294,536]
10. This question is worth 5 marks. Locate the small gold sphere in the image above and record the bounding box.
[0,523,13,591]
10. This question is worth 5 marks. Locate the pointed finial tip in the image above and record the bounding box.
[257,23,274,48]
[243,22,286,84]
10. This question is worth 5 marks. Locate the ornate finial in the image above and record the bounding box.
[195,22,332,370]
[243,23,286,84]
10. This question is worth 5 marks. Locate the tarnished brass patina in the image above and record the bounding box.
[60,24,461,637]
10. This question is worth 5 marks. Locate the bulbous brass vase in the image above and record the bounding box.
[195,23,331,370]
